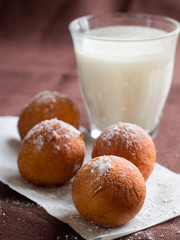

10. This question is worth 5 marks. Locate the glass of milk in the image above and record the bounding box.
[69,13,179,138]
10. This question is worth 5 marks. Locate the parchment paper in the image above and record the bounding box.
[0,116,179,240]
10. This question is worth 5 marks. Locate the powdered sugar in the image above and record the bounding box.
[91,156,114,175]
[101,122,147,150]
[36,91,57,104]
[102,125,120,146]
[88,156,131,182]
[24,118,81,152]
[32,135,44,151]
[32,91,67,105]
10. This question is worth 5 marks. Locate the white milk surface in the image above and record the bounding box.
[75,26,175,133]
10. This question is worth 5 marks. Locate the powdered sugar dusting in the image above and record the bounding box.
[86,156,115,189]
[33,91,67,105]
[91,156,114,176]
[102,125,120,146]
[32,134,44,151]
[36,91,57,104]
[102,122,147,150]
[24,118,81,152]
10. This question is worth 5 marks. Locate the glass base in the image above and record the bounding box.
[89,124,102,139]
[147,124,159,139]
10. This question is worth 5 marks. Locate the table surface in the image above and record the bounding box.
[0,1,180,239]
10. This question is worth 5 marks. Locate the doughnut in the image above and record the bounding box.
[92,122,156,181]
[18,90,80,139]
[72,155,146,227]
[18,118,85,186]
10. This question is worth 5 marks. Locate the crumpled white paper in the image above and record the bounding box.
[0,116,179,240]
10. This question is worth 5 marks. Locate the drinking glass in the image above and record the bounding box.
[69,13,179,138]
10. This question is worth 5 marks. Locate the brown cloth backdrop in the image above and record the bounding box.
[0,0,180,239]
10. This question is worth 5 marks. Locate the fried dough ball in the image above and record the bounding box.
[18,118,85,186]
[92,122,156,181]
[18,90,80,139]
[72,155,146,227]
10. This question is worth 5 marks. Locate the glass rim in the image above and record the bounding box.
[69,13,180,42]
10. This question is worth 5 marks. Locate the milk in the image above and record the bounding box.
[74,26,176,134]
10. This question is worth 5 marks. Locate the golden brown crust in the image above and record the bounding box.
[18,91,80,139]
[92,122,156,181]
[72,155,146,227]
[18,119,85,186]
